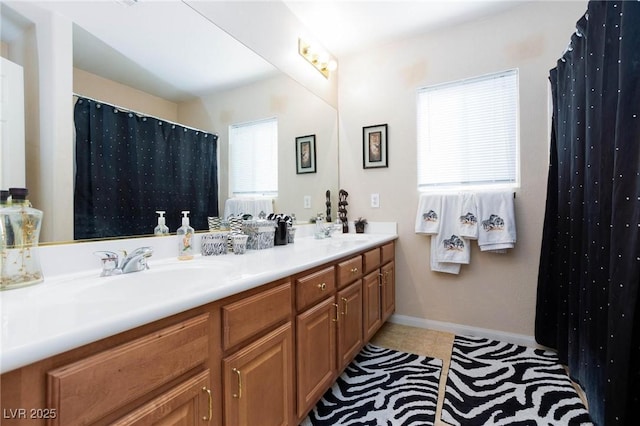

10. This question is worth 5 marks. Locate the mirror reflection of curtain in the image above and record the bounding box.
[74,97,218,239]
[536,2,640,425]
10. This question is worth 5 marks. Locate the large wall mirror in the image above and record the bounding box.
[0,0,339,243]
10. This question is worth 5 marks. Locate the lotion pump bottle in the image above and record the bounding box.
[154,211,169,235]
[177,211,194,260]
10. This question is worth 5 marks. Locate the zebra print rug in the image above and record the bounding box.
[301,344,442,426]
[442,335,593,425]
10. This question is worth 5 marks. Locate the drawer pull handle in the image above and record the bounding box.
[351,267,359,274]
[202,386,213,421]
[332,303,339,322]
[232,368,242,399]
[341,297,348,316]
[318,282,327,291]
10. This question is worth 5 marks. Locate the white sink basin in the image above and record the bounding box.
[34,257,234,305]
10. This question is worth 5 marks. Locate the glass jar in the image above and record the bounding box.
[0,188,44,290]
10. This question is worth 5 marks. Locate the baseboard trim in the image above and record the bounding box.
[389,314,547,349]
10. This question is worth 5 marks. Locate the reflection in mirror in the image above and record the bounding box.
[0,0,339,243]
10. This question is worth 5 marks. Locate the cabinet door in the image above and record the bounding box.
[337,280,363,371]
[223,323,294,426]
[363,270,382,342]
[112,370,212,425]
[381,261,396,322]
[296,297,337,418]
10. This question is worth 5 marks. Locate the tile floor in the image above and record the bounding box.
[369,322,589,426]
[370,322,455,426]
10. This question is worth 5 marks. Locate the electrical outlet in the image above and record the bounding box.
[371,193,380,208]
[304,195,311,209]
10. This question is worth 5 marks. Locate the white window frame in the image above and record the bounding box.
[228,117,278,197]
[416,69,520,191]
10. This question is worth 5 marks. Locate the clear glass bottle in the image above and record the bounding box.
[0,188,44,290]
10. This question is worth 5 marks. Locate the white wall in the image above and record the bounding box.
[338,1,587,336]
[3,1,74,243]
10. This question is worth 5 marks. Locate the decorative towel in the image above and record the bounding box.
[415,194,442,234]
[416,194,462,274]
[430,236,462,274]
[458,192,478,240]
[434,194,470,265]
[223,197,274,219]
[476,191,516,252]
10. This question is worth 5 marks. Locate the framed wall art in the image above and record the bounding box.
[363,124,388,169]
[296,134,316,174]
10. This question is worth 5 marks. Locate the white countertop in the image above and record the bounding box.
[0,225,397,374]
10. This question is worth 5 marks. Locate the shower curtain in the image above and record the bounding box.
[535,1,639,425]
[74,97,219,239]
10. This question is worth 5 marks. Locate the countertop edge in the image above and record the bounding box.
[1,233,397,374]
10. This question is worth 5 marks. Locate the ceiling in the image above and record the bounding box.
[2,0,526,102]
[283,0,526,57]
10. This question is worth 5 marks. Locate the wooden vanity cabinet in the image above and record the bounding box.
[381,260,396,322]
[0,310,217,426]
[295,254,365,421]
[363,242,396,341]
[220,280,294,426]
[0,239,395,426]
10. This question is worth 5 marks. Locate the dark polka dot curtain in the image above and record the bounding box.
[536,2,640,425]
[73,98,219,239]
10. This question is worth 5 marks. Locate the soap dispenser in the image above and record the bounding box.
[177,211,194,260]
[314,212,325,239]
[154,211,169,236]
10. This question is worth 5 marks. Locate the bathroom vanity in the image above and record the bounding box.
[0,228,396,425]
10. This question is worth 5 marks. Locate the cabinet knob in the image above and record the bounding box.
[350,267,359,274]
[317,282,327,291]
[202,386,213,421]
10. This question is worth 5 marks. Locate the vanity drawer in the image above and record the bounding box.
[363,247,381,274]
[381,241,395,264]
[296,266,336,311]
[222,281,292,351]
[47,313,210,426]
[337,255,362,288]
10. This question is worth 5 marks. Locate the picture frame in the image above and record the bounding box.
[296,134,317,174]
[363,124,388,169]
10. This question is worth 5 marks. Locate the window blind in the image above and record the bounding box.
[229,117,278,196]
[417,69,519,189]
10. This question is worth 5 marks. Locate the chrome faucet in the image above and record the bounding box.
[322,222,343,238]
[94,246,154,276]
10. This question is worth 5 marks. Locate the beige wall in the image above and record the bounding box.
[338,1,587,337]
[74,68,179,122]
[178,73,339,220]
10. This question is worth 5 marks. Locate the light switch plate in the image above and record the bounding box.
[304,195,311,209]
[371,193,380,208]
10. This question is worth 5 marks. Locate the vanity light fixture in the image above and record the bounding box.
[298,38,337,79]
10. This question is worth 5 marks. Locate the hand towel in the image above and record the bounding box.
[430,236,462,274]
[458,192,478,240]
[415,193,442,234]
[224,197,274,219]
[434,194,471,264]
[476,191,516,252]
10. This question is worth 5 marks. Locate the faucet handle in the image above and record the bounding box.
[94,251,122,277]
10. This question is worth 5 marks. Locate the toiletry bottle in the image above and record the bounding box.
[154,210,169,235]
[177,211,194,260]
[0,188,44,290]
[314,212,325,239]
